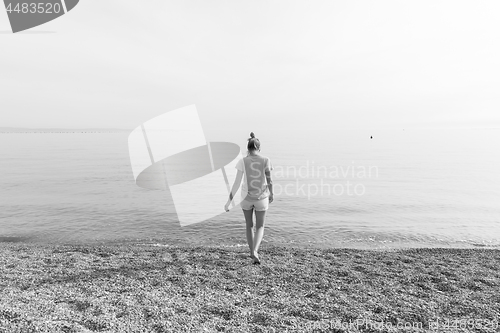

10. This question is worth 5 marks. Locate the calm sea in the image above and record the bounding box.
[1,129,499,249]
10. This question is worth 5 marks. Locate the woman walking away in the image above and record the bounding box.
[225,132,273,264]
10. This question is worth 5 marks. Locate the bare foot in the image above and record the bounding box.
[252,252,261,264]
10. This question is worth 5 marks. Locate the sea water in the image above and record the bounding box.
[0,128,499,249]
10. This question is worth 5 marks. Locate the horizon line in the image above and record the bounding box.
[1,126,499,132]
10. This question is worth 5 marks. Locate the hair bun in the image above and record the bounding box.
[249,132,255,139]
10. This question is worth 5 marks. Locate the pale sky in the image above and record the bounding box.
[1,0,500,131]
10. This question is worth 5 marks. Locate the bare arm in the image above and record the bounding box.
[224,170,243,211]
[265,169,274,203]
[228,169,243,201]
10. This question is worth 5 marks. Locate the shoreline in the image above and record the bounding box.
[1,236,499,252]
[1,243,499,332]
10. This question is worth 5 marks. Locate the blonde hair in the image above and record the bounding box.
[247,132,260,151]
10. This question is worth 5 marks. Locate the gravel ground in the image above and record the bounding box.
[0,243,499,332]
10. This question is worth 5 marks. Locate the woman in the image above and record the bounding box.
[224,132,273,264]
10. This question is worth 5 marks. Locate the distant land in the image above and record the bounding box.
[0,127,132,133]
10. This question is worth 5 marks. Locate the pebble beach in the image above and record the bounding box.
[1,243,499,332]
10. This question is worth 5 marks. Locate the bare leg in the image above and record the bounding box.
[243,209,255,257]
[253,210,267,259]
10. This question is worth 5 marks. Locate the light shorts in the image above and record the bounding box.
[240,197,269,211]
